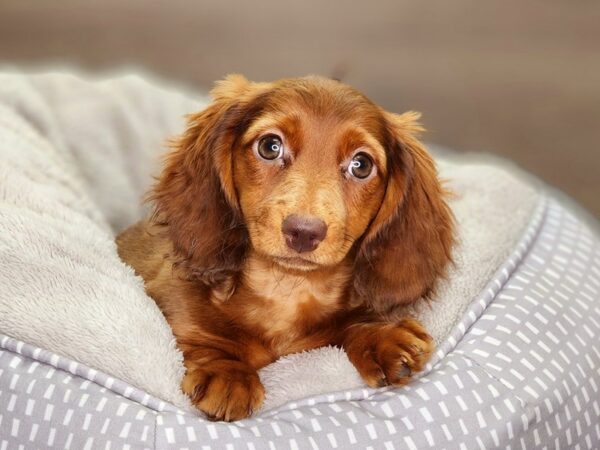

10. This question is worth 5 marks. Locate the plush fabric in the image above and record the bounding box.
[2,196,600,450]
[0,72,540,412]
[0,72,197,410]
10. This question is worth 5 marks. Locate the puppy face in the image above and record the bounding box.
[232,79,392,270]
[151,75,453,306]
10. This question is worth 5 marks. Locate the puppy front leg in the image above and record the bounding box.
[339,315,434,388]
[180,339,266,422]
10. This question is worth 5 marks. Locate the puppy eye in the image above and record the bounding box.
[257,134,284,160]
[348,152,374,179]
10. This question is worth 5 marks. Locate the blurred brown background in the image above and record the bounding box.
[1,0,599,216]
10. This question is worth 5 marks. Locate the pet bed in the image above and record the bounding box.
[0,72,598,449]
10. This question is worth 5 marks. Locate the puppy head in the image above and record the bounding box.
[232,76,391,271]
[152,75,453,305]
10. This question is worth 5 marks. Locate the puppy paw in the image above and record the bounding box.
[182,363,265,421]
[345,318,434,388]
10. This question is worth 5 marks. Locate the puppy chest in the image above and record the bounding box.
[239,274,343,346]
[246,289,335,330]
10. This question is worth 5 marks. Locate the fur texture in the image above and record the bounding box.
[117,75,454,421]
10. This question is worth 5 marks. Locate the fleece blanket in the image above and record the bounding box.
[0,72,540,412]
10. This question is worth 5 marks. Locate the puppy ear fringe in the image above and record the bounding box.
[386,111,424,135]
[147,82,257,290]
[210,74,257,103]
[351,111,455,316]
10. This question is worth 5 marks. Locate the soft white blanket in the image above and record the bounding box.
[0,72,540,412]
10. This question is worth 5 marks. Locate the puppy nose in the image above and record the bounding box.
[282,214,328,253]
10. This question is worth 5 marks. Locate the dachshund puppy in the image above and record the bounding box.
[117,75,454,421]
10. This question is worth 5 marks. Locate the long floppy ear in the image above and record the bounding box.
[149,74,266,287]
[352,111,454,315]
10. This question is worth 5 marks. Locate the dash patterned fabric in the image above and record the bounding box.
[1,196,599,449]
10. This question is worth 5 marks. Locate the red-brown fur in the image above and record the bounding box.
[117,75,454,421]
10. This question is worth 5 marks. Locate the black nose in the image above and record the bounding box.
[282,214,328,253]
